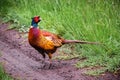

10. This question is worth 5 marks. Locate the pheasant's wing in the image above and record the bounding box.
[41,30,64,47]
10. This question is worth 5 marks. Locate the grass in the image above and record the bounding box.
[0,0,120,75]
[0,52,13,80]
[0,64,13,80]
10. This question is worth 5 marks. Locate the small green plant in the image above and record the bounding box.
[85,68,106,76]
[0,63,13,80]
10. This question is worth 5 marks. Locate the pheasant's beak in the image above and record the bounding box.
[38,20,40,22]
[39,17,42,21]
[38,18,41,22]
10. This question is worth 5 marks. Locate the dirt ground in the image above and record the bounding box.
[0,22,120,80]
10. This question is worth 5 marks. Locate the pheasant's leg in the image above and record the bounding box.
[48,53,52,69]
[41,53,47,69]
[41,53,46,64]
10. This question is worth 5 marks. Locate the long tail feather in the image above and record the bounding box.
[62,40,100,44]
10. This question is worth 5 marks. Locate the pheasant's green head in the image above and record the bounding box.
[31,16,41,27]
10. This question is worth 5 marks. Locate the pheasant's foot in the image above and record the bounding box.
[48,62,52,69]
[41,57,46,64]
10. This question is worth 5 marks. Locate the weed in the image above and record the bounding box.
[0,63,13,80]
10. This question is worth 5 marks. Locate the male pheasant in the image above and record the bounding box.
[28,16,99,65]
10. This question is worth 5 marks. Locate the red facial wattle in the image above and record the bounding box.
[34,16,40,23]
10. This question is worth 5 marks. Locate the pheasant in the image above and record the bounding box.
[28,16,99,67]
